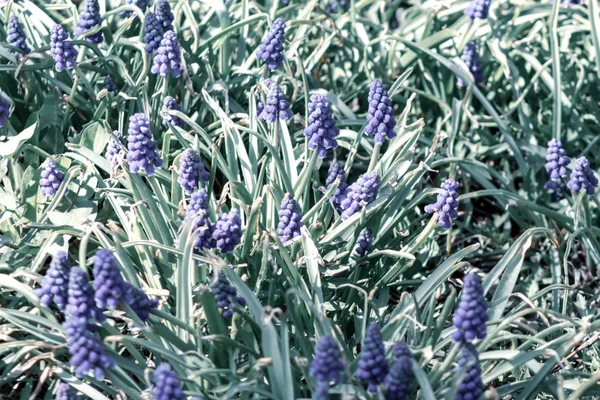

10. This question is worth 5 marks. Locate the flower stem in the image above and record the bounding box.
[367,143,381,173]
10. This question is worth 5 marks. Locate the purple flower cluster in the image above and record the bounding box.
[154,363,185,400]
[310,336,345,384]
[258,83,293,123]
[50,25,78,72]
[465,0,491,19]
[74,0,103,44]
[56,382,78,400]
[425,178,459,229]
[40,158,65,197]
[35,251,71,311]
[105,131,124,166]
[304,94,340,158]
[545,139,570,181]
[0,95,10,127]
[7,16,30,55]
[452,273,488,343]
[354,228,373,256]
[92,249,132,309]
[126,113,164,175]
[384,341,413,400]
[183,189,215,250]
[104,75,117,94]
[339,172,381,220]
[66,266,106,325]
[256,18,286,71]
[325,161,348,207]
[356,323,388,393]
[129,286,159,321]
[458,42,484,87]
[155,0,174,31]
[366,80,396,145]
[162,96,184,127]
[178,149,210,194]
[568,157,598,195]
[151,30,182,78]
[212,272,246,318]
[123,0,150,16]
[143,12,163,54]
[456,344,484,400]
[213,209,243,253]
[63,318,115,379]
[277,193,304,243]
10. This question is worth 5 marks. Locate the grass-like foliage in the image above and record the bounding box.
[1,0,600,398]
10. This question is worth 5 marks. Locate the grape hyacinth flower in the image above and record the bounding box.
[212,272,246,318]
[126,113,164,175]
[568,157,598,195]
[277,193,304,243]
[339,172,381,220]
[67,266,106,325]
[310,336,345,384]
[155,0,174,31]
[63,318,115,379]
[325,0,338,13]
[50,25,78,72]
[456,344,484,400]
[465,0,491,19]
[154,363,185,400]
[544,180,567,201]
[162,96,184,127]
[457,42,484,87]
[384,342,414,400]
[304,94,340,158]
[92,249,132,309]
[258,83,293,123]
[56,382,79,400]
[356,323,388,393]
[105,131,124,167]
[313,382,330,400]
[425,178,460,229]
[0,95,10,127]
[151,30,182,78]
[74,0,103,44]
[452,273,488,343]
[354,228,373,256]
[183,189,215,250]
[213,209,243,253]
[103,75,117,94]
[143,12,163,54]
[545,139,570,181]
[325,161,348,207]
[40,158,65,197]
[281,0,290,5]
[123,0,150,16]
[128,286,158,321]
[35,251,71,311]
[366,79,396,145]
[256,18,286,71]
[178,149,210,194]
[7,16,31,55]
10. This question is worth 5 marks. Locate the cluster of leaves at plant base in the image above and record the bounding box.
[1,0,600,399]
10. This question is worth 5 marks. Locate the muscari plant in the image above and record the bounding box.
[3,0,600,399]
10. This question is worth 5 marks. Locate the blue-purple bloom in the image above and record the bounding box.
[339,172,380,220]
[151,30,182,78]
[325,161,348,207]
[465,0,491,19]
[178,149,210,194]
[212,272,246,318]
[452,273,488,343]
[356,323,388,393]
[143,12,163,54]
[66,266,106,325]
[154,363,185,400]
[354,228,373,256]
[103,75,117,94]
[256,18,286,71]
[458,42,484,87]
[123,0,151,16]
[128,286,158,321]
[50,25,78,72]
[74,0,103,44]
[384,342,414,400]
[568,157,598,195]
[304,94,340,158]
[456,344,484,400]
[63,318,115,379]
[35,251,71,311]
[425,178,459,229]
[126,113,164,175]
[183,189,215,250]
[213,209,242,253]
[545,139,570,181]
[105,131,124,166]
[56,382,78,400]
[40,158,64,197]
[310,336,345,384]
[7,16,30,55]
[92,249,132,309]
[366,79,396,145]
[155,0,174,31]
[162,96,184,127]
[0,95,10,127]
[277,193,304,243]
[258,83,293,123]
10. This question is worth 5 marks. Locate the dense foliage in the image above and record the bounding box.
[1,0,600,399]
